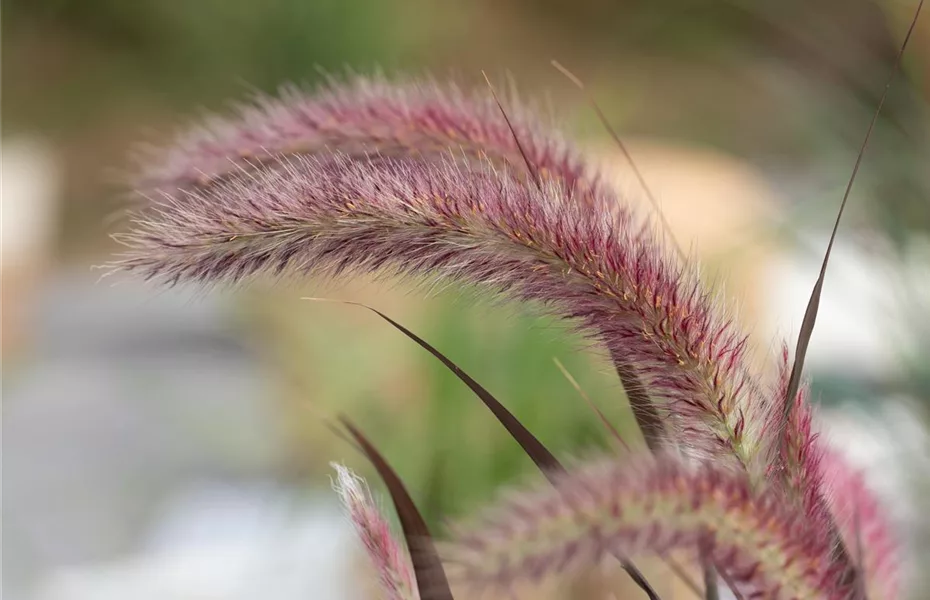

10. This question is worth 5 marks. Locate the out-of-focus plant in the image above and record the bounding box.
[109,3,923,596]
[4,0,411,106]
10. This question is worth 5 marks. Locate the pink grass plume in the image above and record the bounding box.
[332,463,419,600]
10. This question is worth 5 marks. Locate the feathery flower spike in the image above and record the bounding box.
[332,463,419,600]
[770,343,872,595]
[135,73,604,203]
[442,455,850,600]
[114,152,768,472]
[125,74,775,466]
[818,446,902,600]
[770,344,826,521]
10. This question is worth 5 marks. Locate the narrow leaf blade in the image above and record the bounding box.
[783,0,924,414]
[313,298,564,479]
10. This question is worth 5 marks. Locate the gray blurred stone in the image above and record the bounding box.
[3,271,288,597]
[31,483,359,600]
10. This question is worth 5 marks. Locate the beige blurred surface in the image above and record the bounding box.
[2,138,61,359]
[596,139,782,352]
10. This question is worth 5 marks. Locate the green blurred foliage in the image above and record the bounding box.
[4,0,421,128]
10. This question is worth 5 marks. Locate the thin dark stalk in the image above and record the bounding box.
[702,561,719,600]
[716,568,745,600]
[662,555,703,599]
[553,357,630,452]
[482,70,542,190]
[551,59,685,262]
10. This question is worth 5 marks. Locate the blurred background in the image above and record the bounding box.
[3,1,930,598]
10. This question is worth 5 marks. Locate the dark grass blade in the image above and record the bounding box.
[339,416,455,600]
[702,561,720,600]
[783,0,925,418]
[621,564,661,600]
[309,298,564,478]
[311,299,661,599]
